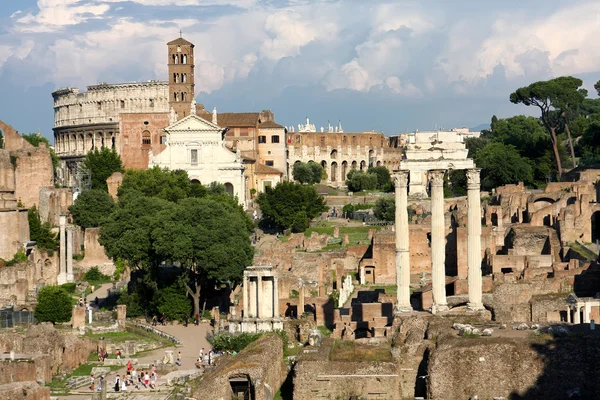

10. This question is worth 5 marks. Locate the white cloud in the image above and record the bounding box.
[385,77,422,97]
[99,0,257,7]
[15,0,110,32]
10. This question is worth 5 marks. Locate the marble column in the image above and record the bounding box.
[429,170,448,313]
[299,283,305,317]
[257,275,263,318]
[466,169,484,311]
[243,273,249,318]
[57,215,67,284]
[393,170,412,313]
[574,306,581,324]
[66,228,74,282]
[249,278,257,318]
[273,276,279,318]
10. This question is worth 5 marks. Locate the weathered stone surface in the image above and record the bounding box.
[0,381,50,400]
[165,369,202,386]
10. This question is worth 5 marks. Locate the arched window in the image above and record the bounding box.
[182,92,187,101]
[142,130,151,146]
[183,54,187,64]
[225,183,234,196]
[174,92,179,101]
[180,54,184,64]
[173,54,178,64]
[174,73,179,83]
[182,73,187,83]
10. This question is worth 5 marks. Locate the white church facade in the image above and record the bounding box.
[151,108,246,206]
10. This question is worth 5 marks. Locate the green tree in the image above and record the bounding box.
[118,166,190,202]
[373,196,395,221]
[156,285,192,322]
[151,197,253,316]
[475,142,534,190]
[292,162,324,184]
[69,189,116,228]
[256,182,327,233]
[367,166,391,190]
[34,286,73,324]
[346,170,378,192]
[83,148,124,191]
[28,205,58,253]
[510,76,587,177]
[579,121,600,165]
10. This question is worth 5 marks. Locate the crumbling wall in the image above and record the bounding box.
[0,381,50,400]
[12,147,53,209]
[79,227,114,275]
[191,334,283,400]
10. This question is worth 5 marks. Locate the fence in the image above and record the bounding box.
[0,308,36,328]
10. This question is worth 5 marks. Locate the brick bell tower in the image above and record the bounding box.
[167,35,195,120]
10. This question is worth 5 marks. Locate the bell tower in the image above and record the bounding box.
[167,35,195,121]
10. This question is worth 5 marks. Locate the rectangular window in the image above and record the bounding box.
[263,181,272,190]
[150,99,155,107]
[258,136,267,144]
[160,136,167,144]
[190,149,198,165]
[266,160,274,166]
[295,135,301,144]
[271,135,280,143]
[97,102,102,110]
[121,100,125,108]
[342,136,347,143]
[239,128,249,136]
[321,136,325,146]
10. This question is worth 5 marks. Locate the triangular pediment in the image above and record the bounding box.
[166,114,221,132]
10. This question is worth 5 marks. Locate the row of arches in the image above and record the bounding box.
[55,131,115,155]
[173,92,188,102]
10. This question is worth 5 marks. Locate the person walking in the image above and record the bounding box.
[114,374,120,392]
[176,351,182,366]
[89,374,95,391]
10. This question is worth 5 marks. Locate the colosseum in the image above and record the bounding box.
[52,81,170,186]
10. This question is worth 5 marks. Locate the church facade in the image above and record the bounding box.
[151,109,246,206]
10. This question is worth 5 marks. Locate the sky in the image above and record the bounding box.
[1,0,600,141]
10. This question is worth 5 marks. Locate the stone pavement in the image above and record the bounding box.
[87,283,114,307]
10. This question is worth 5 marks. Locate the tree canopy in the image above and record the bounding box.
[256,181,327,233]
[292,162,324,184]
[34,286,73,324]
[28,205,58,253]
[69,189,116,228]
[373,196,395,221]
[83,148,124,191]
[474,142,534,190]
[118,166,192,202]
[346,169,378,192]
[366,166,392,191]
[510,76,587,177]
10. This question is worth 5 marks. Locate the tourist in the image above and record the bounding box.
[144,372,150,388]
[131,368,138,388]
[114,374,120,392]
[151,364,158,379]
[176,351,182,366]
[121,377,127,392]
[149,372,157,389]
[194,314,199,325]
[151,315,157,326]
[116,349,121,359]
[97,376,103,392]
[89,374,95,391]
[126,359,132,373]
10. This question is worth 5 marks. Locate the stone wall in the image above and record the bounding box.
[0,120,34,152]
[38,187,72,226]
[0,249,57,308]
[79,227,114,275]
[293,340,401,400]
[0,358,39,384]
[0,324,95,376]
[119,112,169,169]
[106,172,123,200]
[12,146,53,209]
[0,208,28,261]
[191,334,283,400]
[0,381,50,400]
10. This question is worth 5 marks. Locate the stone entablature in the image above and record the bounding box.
[286,131,402,186]
[52,82,169,129]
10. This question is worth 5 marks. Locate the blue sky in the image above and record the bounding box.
[1,0,600,140]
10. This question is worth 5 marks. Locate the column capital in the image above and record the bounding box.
[428,169,445,187]
[466,168,481,188]
[392,170,409,188]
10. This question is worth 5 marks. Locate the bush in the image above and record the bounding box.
[34,286,73,324]
[346,170,378,192]
[209,333,263,352]
[28,206,58,252]
[373,196,395,221]
[117,291,144,318]
[61,282,77,294]
[292,162,324,184]
[84,266,109,282]
[156,285,192,322]
[5,251,28,266]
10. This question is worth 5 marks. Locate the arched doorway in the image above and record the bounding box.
[331,162,338,182]
[592,211,600,243]
[225,183,234,196]
[360,160,366,171]
[351,160,357,170]
[229,373,254,399]
[341,161,348,181]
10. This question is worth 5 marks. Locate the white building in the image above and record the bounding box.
[151,111,246,206]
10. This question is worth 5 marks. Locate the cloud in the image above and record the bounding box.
[14,0,110,32]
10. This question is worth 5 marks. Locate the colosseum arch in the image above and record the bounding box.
[360,160,366,170]
[341,161,348,181]
[331,162,338,182]
[330,149,338,159]
[351,160,357,170]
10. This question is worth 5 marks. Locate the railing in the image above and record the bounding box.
[0,309,36,328]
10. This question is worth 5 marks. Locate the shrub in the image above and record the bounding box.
[34,286,73,324]
[83,266,111,283]
[61,282,77,294]
[116,291,144,318]
[209,333,263,352]
[156,285,192,322]
[5,251,28,266]
[346,170,378,192]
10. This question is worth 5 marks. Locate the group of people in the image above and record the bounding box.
[93,362,159,392]
[97,347,121,362]
[196,347,227,367]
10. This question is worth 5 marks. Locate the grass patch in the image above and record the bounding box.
[329,340,392,362]
[317,326,333,338]
[283,345,303,358]
[368,285,397,295]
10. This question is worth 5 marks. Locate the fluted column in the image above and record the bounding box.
[57,215,67,284]
[393,170,412,313]
[467,168,484,311]
[243,273,249,318]
[429,170,448,313]
[249,278,257,318]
